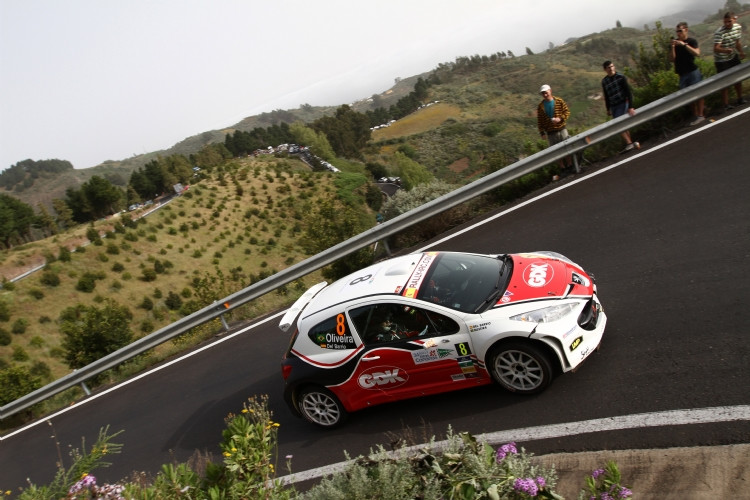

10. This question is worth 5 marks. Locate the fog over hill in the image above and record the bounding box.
[1,0,727,172]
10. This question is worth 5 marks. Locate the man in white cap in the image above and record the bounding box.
[537,84,573,171]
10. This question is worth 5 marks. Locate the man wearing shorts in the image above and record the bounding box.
[601,60,639,151]
[669,22,705,126]
[714,12,745,110]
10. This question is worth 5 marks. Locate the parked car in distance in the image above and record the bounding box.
[279,250,606,427]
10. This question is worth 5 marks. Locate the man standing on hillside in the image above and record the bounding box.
[601,60,639,152]
[537,84,573,172]
[669,21,705,126]
[713,11,745,110]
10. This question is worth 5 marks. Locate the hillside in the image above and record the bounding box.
[0,154,380,413]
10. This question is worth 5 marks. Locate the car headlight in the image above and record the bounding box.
[510,303,577,323]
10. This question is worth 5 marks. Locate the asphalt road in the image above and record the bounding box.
[2,110,749,493]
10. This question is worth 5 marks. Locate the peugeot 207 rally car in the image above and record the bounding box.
[279,251,606,427]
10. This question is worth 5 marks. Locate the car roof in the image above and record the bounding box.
[300,252,432,320]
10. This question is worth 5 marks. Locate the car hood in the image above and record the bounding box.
[497,252,594,306]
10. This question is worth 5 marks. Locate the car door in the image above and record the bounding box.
[345,301,486,407]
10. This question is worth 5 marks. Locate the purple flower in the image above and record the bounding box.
[535,476,546,488]
[495,442,518,462]
[617,486,633,498]
[69,474,97,495]
[592,468,605,479]
[513,477,539,497]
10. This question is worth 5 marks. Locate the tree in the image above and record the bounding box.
[81,175,123,218]
[311,105,371,159]
[393,152,433,190]
[0,193,37,247]
[289,122,335,160]
[60,299,133,370]
[300,198,373,281]
[616,20,622,28]
[526,47,535,56]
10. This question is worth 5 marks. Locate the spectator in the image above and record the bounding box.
[537,84,573,171]
[601,60,639,151]
[713,11,745,110]
[669,22,705,126]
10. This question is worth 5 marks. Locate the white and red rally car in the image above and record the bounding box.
[279,251,606,427]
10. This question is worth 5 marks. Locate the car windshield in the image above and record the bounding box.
[415,253,512,313]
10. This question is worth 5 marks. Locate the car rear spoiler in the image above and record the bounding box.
[278,281,328,332]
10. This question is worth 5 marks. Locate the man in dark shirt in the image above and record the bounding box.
[601,60,639,151]
[669,22,705,125]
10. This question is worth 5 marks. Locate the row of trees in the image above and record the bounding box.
[224,122,296,157]
[0,159,74,192]
[363,76,433,127]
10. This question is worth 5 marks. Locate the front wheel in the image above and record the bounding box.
[297,387,347,428]
[488,342,554,394]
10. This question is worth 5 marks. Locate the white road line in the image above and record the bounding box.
[0,311,285,441]
[277,405,750,485]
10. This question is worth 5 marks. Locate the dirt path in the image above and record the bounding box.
[536,444,749,499]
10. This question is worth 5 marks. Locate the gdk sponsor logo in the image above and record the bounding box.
[523,262,553,288]
[358,366,408,389]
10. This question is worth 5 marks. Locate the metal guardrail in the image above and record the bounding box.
[2,63,749,420]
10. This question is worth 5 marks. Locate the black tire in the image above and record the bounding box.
[488,342,554,394]
[297,386,347,428]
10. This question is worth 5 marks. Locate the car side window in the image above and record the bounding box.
[349,303,460,345]
[307,313,357,350]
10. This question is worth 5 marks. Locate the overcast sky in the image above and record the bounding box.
[0,0,723,171]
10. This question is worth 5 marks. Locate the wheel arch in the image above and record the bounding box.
[485,336,563,377]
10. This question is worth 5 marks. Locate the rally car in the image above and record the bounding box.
[279,251,606,427]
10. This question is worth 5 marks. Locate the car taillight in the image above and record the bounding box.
[281,364,293,380]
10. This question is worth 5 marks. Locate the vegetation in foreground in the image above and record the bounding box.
[8,395,632,500]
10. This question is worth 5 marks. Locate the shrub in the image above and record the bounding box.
[164,291,182,311]
[140,268,157,282]
[106,242,120,255]
[12,345,29,361]
[40,270,61,287]
[60,299,133,370]
[138,297,153,310]
[0,327,10,346]
[0,364,41,405]
[75,273,97,292]
[12,318,29,334]
[13,395,634,499]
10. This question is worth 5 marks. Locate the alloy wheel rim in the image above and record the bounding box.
[496,349,543,391]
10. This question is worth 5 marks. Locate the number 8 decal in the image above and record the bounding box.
[336,313,346,336]
[349,274,372,285]
[455,342,471,356]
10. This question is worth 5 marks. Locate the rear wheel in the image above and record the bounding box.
[488,342,554,394]
[298,387,347,428]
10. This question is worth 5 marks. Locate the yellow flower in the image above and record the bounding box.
[231,447,237,452]
[223,452,231,457]
[241,408,248,414]
[273,423,280,428]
